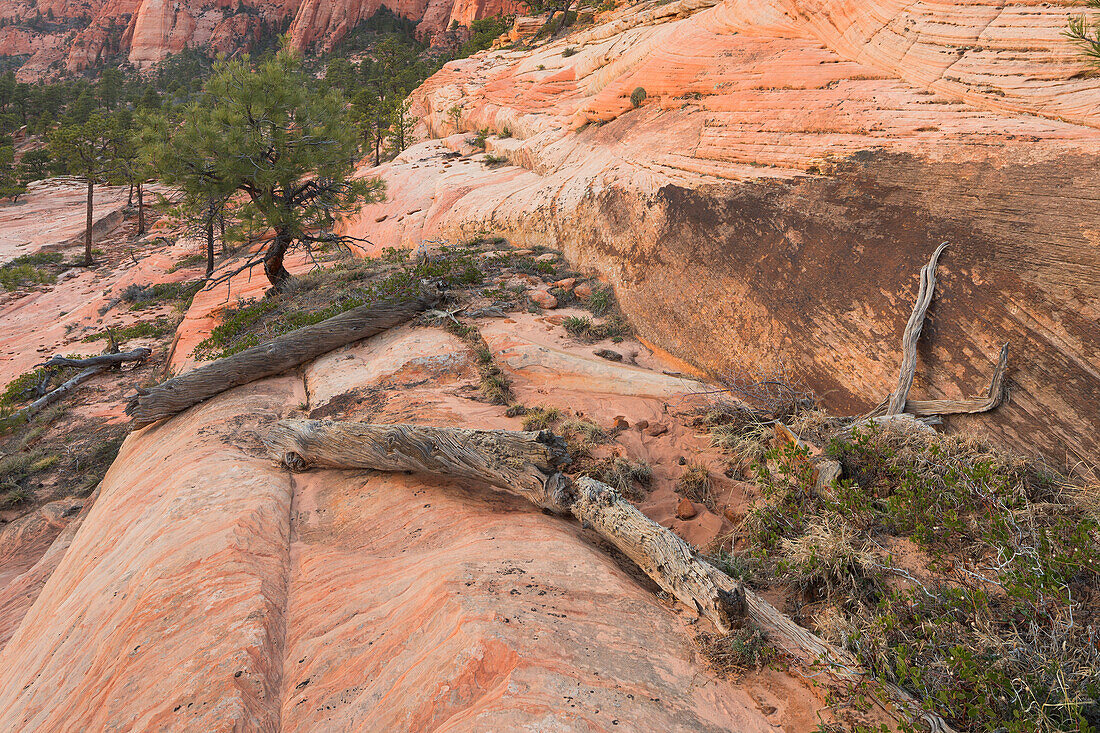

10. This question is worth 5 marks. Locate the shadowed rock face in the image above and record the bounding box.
[613,152,1100,471]
[329,0,1100,471]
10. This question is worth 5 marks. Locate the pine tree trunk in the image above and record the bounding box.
[84,179,94,266]
[205,204,215,277]
[136,181,145,237]
[127,183,133,207]
[263,227,292,292]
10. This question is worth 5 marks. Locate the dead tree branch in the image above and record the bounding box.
[127,295,437,429]
[866,244,1008,422]
[38,348,152,371]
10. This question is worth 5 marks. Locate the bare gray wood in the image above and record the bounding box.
[6,366,106,426]
[39,348,151,370]
[570,476,743,632]
[265,419,573,512]
[126,295,436,429]
[887,242,948,415]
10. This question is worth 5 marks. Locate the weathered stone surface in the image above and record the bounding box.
[335,0,1100,471]
[0,308,826,730]
[529,287,558,309]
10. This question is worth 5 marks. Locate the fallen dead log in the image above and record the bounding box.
[264,419,952,730]
[4,366,106,427]
[570,476,743,632]
[265,420,573,512]
[265,419,743,632]
[38,348,152,370]
[126,295,437,429]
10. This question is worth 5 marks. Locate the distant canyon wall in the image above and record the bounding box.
[0,0,520,79]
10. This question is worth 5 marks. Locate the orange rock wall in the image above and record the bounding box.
[0,0,519,78]
[337,0,1100,471]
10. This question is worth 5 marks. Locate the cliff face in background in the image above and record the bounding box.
[336,0,1100,472]
[0,0,517,78]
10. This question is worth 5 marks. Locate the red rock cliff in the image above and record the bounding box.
[0,0,517,78]
[335,0,1100,472]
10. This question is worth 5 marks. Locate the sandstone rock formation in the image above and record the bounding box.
[0,287,828,729]
[335,0,1100,473]
[0,0,519,79]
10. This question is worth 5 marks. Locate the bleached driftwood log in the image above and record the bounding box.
[126,295,436,428]
[264,418,953,731]
[266,420,573,512]
[265,419,743,632]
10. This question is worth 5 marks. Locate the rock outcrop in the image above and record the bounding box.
[0,299,827,729]
[335,0,1100,472]
[0,0,518,78]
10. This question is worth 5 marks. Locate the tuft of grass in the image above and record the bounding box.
[122,280,203,311]
[585,286,614,316]
[562,315,630,342]
[483,153,507,167]
[166,252,206,273]
[581,456,652,501]
[521,406,561,431]
[696,626,777,676]
[677,462,713,508]
[562,46,576,57]
[561,418,607,444]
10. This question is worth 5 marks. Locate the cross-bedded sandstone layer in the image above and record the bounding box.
[336,0,1100,471]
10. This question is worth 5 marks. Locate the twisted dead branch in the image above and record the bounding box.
[867,244,1009,421]
[4,348,152,428]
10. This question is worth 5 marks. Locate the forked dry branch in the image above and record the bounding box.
[867,243,1009,421]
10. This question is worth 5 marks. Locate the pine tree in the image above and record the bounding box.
[148,42,383,291]
[0,145,26,202]
[48,114,121,266]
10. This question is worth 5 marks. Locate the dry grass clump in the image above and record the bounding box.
[561,418,607,445]
[737,418,1100,732]
[695,625,778,677]
[562,314,630,342]
[676,462,713,508]
[697,401,778,472]
[521,406,561,431]
[581,456,653,501]
[781,518,880,599]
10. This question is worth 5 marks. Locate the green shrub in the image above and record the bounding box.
[630,86,647,108]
